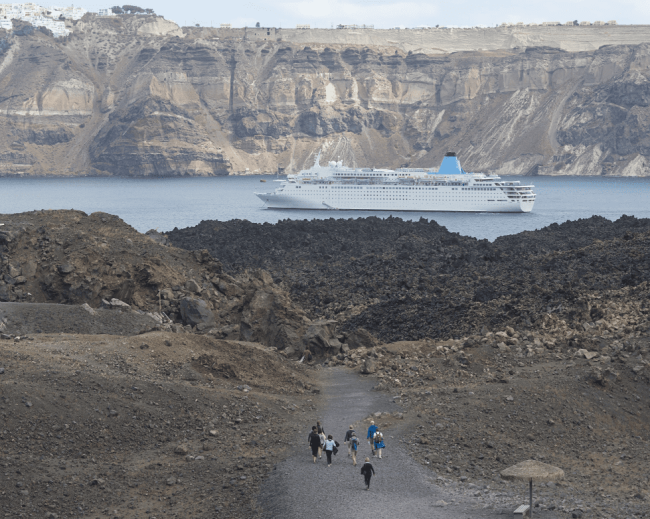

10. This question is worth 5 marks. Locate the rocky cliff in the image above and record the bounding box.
[0,15,649,176]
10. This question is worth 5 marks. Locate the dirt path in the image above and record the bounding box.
[258,368,560,518]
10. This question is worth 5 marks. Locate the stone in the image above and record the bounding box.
[180,297,216,328]
[0,367,4,374]
[90,478,105,486]
[345,328,378,349]
[58,264,74,274]
[101,298,130,310]
[166,477,176,486]
[434,500,448,507]
[217,280,243,298]
[301,319,338,355]
[328,338,342,349]
[145,229,169,246]
[362,358,377,374]
[577,349,598,360]
[185,279,202,293]
[174,444,189,455]
[81,303,96,316]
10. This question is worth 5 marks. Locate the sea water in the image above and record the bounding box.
[1,175,649,241]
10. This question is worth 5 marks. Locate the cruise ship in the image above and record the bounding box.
[255,153,536,213]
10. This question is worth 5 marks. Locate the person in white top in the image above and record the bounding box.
[323,434,337,466]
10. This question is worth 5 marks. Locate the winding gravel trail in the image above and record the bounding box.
[259,368,556,519]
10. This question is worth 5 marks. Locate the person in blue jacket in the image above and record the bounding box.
[367,420,378,456]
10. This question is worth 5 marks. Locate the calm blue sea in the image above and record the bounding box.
[1,175,649,241]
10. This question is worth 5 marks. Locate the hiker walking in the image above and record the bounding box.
[373,429,385,459]
[349,432,360,466]
[316,421,326,459]
[367,420,378,456]
[360,457,375,490]
[344,425,356,457]
[307,426,321,464]
[323,434,338,467]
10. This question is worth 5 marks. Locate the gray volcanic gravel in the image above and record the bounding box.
[259,368,560,518]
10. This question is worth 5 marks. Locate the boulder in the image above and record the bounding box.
[58,263,74,274]
[345,328,378,349]
[180,297,216,328]
[239,288,303,351]
[145,229,169,246]
[362,358,377,374]
[217,279,244,298]
[185,279,201,293]
[302,319,338,355]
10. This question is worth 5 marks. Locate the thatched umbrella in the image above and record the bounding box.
[501,460,564,517]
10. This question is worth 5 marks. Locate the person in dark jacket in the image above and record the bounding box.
[307,426,322,463]
[344,425,356,457]
[360,457,375,489]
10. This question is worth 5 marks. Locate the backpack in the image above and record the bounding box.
[351,437,359,450]
[333,445,338,455]
[317,425,324,434]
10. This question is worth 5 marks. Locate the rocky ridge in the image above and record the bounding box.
[0,210,343,357]
[167,215,650,345]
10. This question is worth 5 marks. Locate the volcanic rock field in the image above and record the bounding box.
[1,210,649,518]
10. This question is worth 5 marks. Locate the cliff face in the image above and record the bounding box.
[0,16,649,176]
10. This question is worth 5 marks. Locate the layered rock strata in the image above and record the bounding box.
[0,16,648,176]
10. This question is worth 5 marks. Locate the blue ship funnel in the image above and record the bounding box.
[433,152,466,175]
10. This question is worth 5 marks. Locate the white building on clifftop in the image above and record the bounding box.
[0,3,92,36]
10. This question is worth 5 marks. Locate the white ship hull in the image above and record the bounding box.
[256,192,534,213]
[255,153,536,213]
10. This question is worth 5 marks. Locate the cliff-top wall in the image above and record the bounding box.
[227,25,650,54]
[0,16,648,177]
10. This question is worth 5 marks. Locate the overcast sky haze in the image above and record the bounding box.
[75,0,649,29]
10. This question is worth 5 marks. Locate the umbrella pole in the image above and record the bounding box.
[529,478,533,517]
